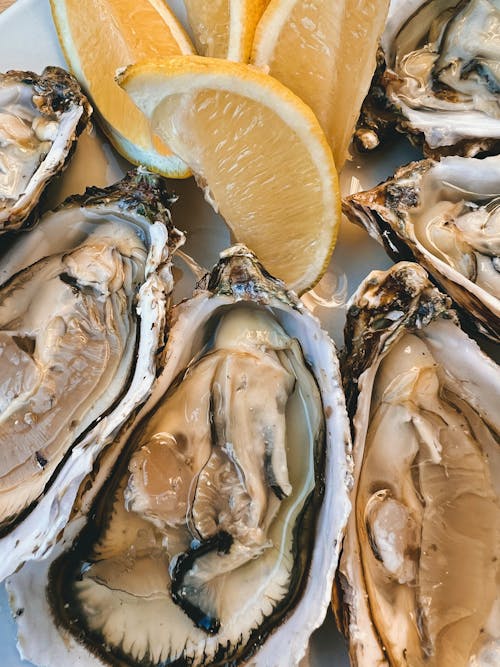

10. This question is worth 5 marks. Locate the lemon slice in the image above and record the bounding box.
[118,55,340,294]
[50,0,194,177]
[251,0,390,169]
[184,0,270,61]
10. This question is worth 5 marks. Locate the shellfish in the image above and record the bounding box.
[0,66,91,233]
[343,154,500,341]
[356,0,500,157]
[7,245,352,667]
[336,262,500,667]
[0,167,183,581]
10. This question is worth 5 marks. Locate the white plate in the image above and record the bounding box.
[0,1,422,665]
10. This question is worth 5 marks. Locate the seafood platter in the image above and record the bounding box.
[0,1,498,666]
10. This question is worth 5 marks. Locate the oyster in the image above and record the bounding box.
[7,245,352,667]
[343,154,500,341]
[0,66,91,233]
[335,262,500,667]
[0,167,183,581]
[356,0,500,156]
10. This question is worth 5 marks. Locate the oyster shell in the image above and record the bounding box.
[343,154,500,341]
[356,0,500,156]
[335,262,500,667]
[7,245,352,667]
[0,66,92,233]
[0,167,183,581]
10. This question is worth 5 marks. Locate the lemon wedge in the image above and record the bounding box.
[184,0,270,61]
[50,0,195,177]
[118,55,340,294]
[251,0,390,169]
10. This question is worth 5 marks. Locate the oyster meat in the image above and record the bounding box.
[7,245,352,667]
[0,167,183,581]
[0,66,91,233]
[357,0,500,156]
[343,154,500,341]
[336,262,500,667]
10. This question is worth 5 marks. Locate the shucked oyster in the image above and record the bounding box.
[0,168,183,582]
[343,155,500,341]
[7,245,352,667]
[0,66,91,233]
[335,262,500,667]
[356,0,500,156]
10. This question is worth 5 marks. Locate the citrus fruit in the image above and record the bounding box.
[118,55,340,294]
[251,0,390,169]
[184,0,270,61]
[50,0,195,177]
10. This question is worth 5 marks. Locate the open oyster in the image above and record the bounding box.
[0,167,183,581]
[335,262,500,667]
[356,0,500,156]
[7,245,352,667]
[343,154,500,341]
[0,66,91,233]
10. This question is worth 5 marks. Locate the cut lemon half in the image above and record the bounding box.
[118,55,340,294]
[50,0,194,177]
[184,0,270,61]
[251,0,390,170]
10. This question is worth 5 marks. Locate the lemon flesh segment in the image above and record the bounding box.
[184,0,231,58]
[119,56,340,294]
[252,0,390,169]
[334,0,390,168]
[185,0,270,62]
[253,0,345,139]
[50,0,193,177]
